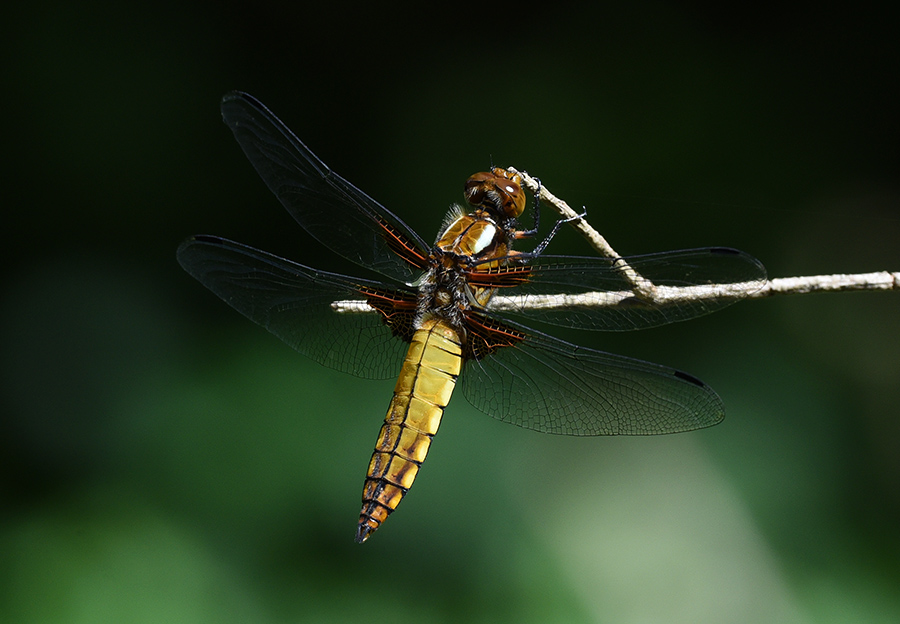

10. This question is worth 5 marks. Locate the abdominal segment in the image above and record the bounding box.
[356,318,463,543]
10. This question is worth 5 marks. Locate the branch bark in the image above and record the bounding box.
[331,172,898,316]
[508,167,900,300]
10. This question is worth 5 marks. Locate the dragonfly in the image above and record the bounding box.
[177,92,767,543]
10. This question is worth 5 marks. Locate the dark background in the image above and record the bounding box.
[2,2,898,622]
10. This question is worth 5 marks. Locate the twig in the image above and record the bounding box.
[750,272,900,297]
[332,268,900,315]
[508,167,900,301]
[481,271,900,313]
[331,175,898,315]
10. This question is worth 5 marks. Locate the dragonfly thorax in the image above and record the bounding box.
[415,261,468,331]
[435,212,511,262]
[417,199,522,333]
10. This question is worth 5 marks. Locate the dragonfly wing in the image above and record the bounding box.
[220,92,431,283]
[477,247,766,331]
[460,315,723,436]
[177,235,415,379]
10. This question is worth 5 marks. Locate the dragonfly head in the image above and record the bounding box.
[464,168,526,219]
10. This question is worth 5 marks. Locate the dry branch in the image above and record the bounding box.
[508,167,900,301]
[332,172,898,316]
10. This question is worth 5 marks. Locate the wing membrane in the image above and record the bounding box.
[177,235,414,379]
[220,92,430,283]
[476,247,766,331]
[461,316,723,436]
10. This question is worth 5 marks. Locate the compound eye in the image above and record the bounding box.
[493,170,525,218]
[463,172,493,209]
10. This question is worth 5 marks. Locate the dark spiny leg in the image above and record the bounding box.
[526,207,588,258]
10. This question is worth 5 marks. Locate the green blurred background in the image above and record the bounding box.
[2,2,899,622]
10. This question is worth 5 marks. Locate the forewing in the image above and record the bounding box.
[220,92,430,283]
[177,235,415,379]
[473,247,766,331]
[460,314,723,436]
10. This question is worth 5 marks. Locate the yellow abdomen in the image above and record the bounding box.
[356,317,463,543]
